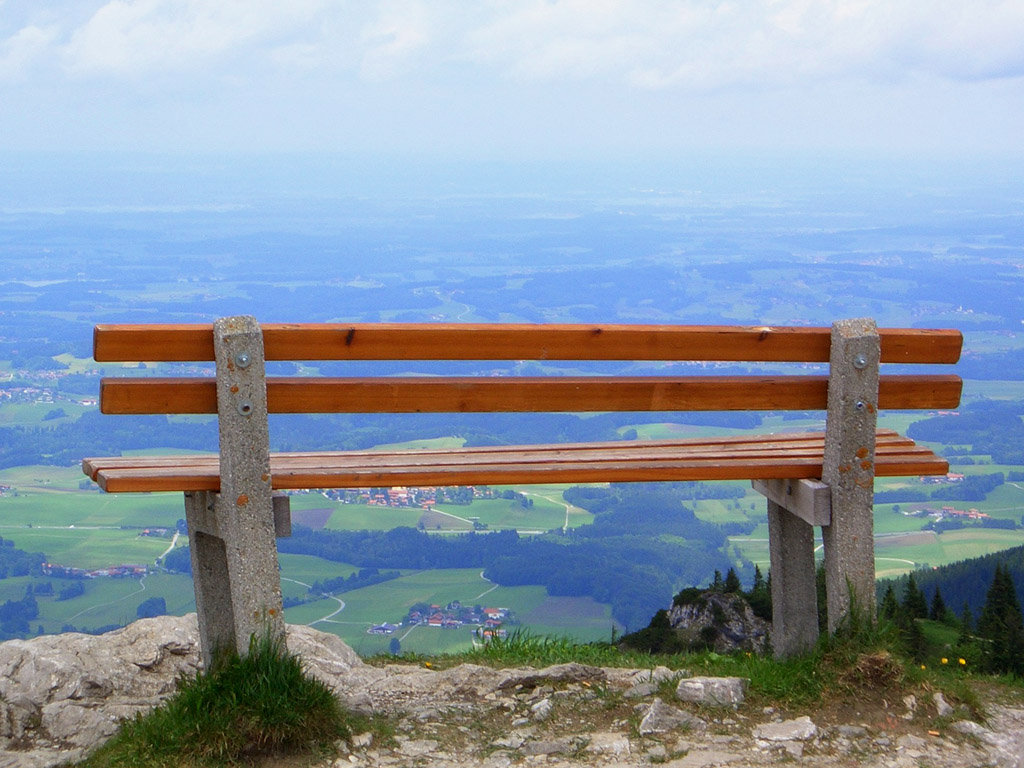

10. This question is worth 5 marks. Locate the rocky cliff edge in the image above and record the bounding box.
[1,615,1022,768]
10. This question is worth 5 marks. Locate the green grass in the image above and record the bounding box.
[37,573,195,633]
[369,436,466,451]
[278,553,356,589]
[0,401,92,427]
[0,527,172,569]
[875,528,1024,570]
[79,632,353,768]
[323,504,424,531]
[0,573,196,634]
[0,464,94,491]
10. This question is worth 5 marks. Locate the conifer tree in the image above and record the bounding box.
[724,567,742,594]
[879,583,899,621]
[929,586,949,623]
[711,570,724,592]
[900,612,927,663]
[901,574,928,620]
[956,599,974,650]
[977,563,1024,676]
[747,565,772,621]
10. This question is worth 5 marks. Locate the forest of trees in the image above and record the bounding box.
[908,400,1024,465]
[880,563,1024,675]
[0,537,44,579]
[879,544,1024,622]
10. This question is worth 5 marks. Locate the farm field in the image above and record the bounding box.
[0,527,173,570]
[0,572,196,635]
[731,525,1024,580]
[283,568,552,655]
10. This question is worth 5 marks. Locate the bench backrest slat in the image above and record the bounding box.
[93,323,963,364]
[100,373,963,415]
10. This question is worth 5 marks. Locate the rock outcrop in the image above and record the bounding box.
[1,615,1022,768]
[667,590,771,654]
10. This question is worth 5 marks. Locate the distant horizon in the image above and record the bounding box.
[2,149,1024,207]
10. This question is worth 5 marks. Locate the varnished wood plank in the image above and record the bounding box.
[84,437,929,482]
[99,374,963,415]
[93,449,948,494]
[83,428,913,478]
[88,427,948,493]
[93,323,963,364]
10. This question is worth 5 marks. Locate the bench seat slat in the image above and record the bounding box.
[100,374,963,415]
[82,429,917,477]
[84,430,947,493]
[82,427,910,478]
[93,323,963,364]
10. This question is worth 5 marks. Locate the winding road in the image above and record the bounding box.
[281,576,347,626]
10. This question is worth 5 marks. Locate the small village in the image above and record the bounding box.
[41,563,148,579]
[313,485,491,509]
[368,600,515,640]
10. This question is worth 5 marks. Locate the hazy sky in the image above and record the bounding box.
[2,0,1023,159]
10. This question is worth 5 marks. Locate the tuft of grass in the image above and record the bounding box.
[78,632,353,768]
[462,628,633,668]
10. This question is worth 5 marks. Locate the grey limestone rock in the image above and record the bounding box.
[0,615,203,755]
[675,676,748,707]
[639,697,707,735]
[519,736,579,756]
[933,691,955,718]
[584,731,631,758]
[667,591,771,654]
[530,697,553,721]
[753,716,817,742]
[496,661,606,690]
[0,615,366,763]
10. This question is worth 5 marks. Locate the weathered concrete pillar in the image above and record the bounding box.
[184,491,235,663]
[184,316,285,667]
[754,478,829,655]
[821,318,880,633]
[766,500,820,657]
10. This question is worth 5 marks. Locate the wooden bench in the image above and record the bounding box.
[83,317,962,661]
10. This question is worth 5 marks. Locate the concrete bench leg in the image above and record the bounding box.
[767,500,819,657]
[185,491,236,663]
[822,319,880,632]
[180,316,285,669]
[184,488,285,668]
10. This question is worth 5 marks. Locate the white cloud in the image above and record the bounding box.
[3,0,1021,88]
[459,0,1024,90]
[0,24,58,81]
[60,0,328,78]
[0,0,1021,153]
[357,2,434,81]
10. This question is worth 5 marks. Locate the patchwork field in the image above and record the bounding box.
[283,568,552,655]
